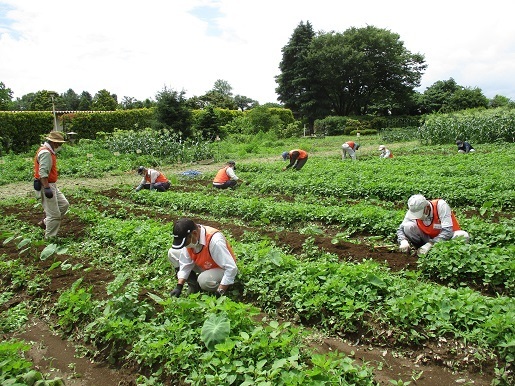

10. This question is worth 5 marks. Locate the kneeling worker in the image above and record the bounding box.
[213,161,244,189]
[397,194,469,256]
[135,166,170,192]
[168,218,238,297]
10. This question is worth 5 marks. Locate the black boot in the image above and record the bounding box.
[186,271,201,294]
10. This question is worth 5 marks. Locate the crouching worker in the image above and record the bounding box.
[135,166,170,192]
[168,218,238,297]
[397,194,469,256]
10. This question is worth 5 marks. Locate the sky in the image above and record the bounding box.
[1,0,514,105]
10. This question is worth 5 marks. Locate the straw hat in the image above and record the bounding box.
[46,131,66,143]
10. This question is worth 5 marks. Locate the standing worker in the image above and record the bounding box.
[397,194,469,256]
[135,166,171,192]
[213,161,244,189]
[168,218,239,297]
[33,131,69,239]
[341,141,360,160]
[378,145,393,158]
[282,149,308,171]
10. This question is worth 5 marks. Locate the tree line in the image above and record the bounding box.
[1,21,514,129]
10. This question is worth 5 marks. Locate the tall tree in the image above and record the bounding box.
[420,78,460,113]
[92,89,118,111]
[442,87,489,112]
[78,91,93,111]
[155,86,193,136]
[212,79,233,97]
[0,82,13,110]
[234,95,258,111]
[275,21,319,129]
[60,89,80,110]
[310,26,426,116]
[30,90,56,111]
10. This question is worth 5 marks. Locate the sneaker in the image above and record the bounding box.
[37,219,46,230]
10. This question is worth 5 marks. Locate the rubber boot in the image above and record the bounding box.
[186,271,201,294]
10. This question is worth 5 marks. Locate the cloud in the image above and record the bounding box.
[1,0,515,104]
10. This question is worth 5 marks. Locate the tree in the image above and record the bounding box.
[119,96,152,110]
[275,21,319,130]
[201,90,237,109]
[30,90,57,111]
[194,104,218,139]
[92,89,118,111]
[420,78,460,113]
[234,95,258,111]
[310,26,426,116]
[276,23,426,122]
[78,91,93,111]
[442,87,488,112]
[212,79,233,97]
[0,82,13,110]
[490,94,514,109]
[155,86,193,136]
[60,89,80,110]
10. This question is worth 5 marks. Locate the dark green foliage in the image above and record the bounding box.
[154,87,193,136]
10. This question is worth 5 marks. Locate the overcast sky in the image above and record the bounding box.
[1,0,514,105]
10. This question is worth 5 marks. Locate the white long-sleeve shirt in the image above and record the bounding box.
[177,225,238,286]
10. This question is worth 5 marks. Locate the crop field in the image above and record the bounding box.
[0,134,514,386]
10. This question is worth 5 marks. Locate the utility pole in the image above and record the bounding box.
[49,92,58,131]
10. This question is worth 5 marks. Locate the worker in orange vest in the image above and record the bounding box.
[168,218,239,297]
[341,141,360,160]
[135,166,170,192]
[378,145,393,158]
[213,161,244,189]
[397,194,469,256]
[33,131,70,239]
[282,149,308,170]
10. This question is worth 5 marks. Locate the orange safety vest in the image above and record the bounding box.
[291,149,308,159]
[144,170,168,183]
[213,166,231,184]
[34,146,58,183]
[416,199,461,238]
[346,141,355,149]
[186,226,236,270]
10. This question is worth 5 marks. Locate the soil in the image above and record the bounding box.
[0,172,500,386]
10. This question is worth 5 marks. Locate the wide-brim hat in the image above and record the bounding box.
[406,194,430,219]
[46,131,66,143]
[172,218,197,249]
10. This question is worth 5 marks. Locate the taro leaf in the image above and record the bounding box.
[56,245,68,255]
[48,261,62,271]
[201,313,230,350]
[268,250,283,267]
[147,292,165,304]
[16,238,31,249]
[40,243,58,261]
[368,274,386,289]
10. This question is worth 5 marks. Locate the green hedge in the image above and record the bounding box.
[0,111,54,154]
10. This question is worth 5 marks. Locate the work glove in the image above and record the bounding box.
[399,240,410,253]
[417,242,433,256]
[170,284,184,298]
[44,187,53,199]
[33,179,42,191]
